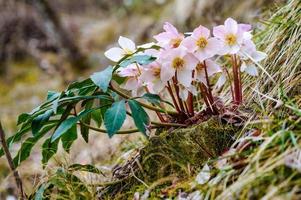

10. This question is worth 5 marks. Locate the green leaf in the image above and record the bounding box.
[61,124,77,153]
[32,110,54,136]
[104,100,126,137]
[51,117,78,142]
[68,164,103,174]
[128,100,150,135]
[17,113,31,125]
[42,138,59,165]
[119,55,156,68]
[34,183,49,200]
[140,93,174,107]
[91,109,102,127]
[90,66,113,92]
[13,124,55,167]
[80,101,93,143]
[47,91,60,101]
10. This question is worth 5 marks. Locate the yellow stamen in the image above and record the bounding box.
[225,34,237,46]
[171,38,182,48]
[172,57,185,69]
[196,37,208,49]
[196,63,204,71]
[152,67,161,77]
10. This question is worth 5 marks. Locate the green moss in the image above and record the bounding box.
[101,117,239,199]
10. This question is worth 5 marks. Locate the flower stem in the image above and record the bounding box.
[172,76,186,113]
[109,83,177,115]
[231,55,241,105]
[167,81,181,113]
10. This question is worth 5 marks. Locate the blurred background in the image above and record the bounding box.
[0,0,283,198]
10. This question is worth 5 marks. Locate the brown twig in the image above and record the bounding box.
[0,121,25,199]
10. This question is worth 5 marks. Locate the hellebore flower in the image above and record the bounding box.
[117,64,143,96]
[178,84,197,101]
[213,18,251,54]
[105,36,136,62]
[194,59,221,84]
[140,61,166,94]
[239,39,267,76]
[182,25,222,61]
[160,47,198,87]
[154,22,184,49]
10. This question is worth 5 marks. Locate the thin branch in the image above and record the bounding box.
[109,84,178,115]
[0,121,25,200]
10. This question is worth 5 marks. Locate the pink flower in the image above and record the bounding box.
[239,39,267,76]
[178,84,197,101]
[140,61,166,93]
[182,25,222,61]
[117,64,143,96]
[194,59,221,84]
[160,47,198,87]
[105,36,136,62]
[213,18,251,54]
[154,22,184,49]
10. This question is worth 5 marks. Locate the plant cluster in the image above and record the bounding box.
[0,18,266,168]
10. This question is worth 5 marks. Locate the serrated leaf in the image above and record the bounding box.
[47,91,60,101]
[68,164,103,174]
[32,110,54,136]
[80,101,93,142]
[128,99,150,135]
[17,113,31,125]
[42,138,59,165]
[104,100,126,137]
[61,124,77,153]
[90,66,113,92]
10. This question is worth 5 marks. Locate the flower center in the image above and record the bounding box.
[225,34,237,46]
[196,63,204,71]
[196,37,208,49]
[152,67,161,77]
[171,38,182,48]
[172,57,185,69]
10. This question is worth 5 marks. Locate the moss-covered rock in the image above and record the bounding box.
[100,117,239,199]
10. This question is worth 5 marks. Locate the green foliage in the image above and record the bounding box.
[104,100,127,137]
[90,66,113,92]
[128,99,150,135]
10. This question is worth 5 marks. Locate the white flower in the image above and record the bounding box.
[195,164,210,185]
[104,36,136,62]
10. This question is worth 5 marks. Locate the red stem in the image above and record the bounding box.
[172,76,186,113]
[167,81,181,113]
[231,55,240,105]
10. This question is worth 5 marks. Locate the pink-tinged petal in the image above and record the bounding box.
[153,80,166,93]
[239,24,252,32]
[104,47,124,62]
[192,25,210,39]
[213,25,226,39]
[137,42,156,49]
[140,71,155,82]
[206,38,223,54]
[181,37,197,52]
[118,36,136,52]
[163,22,179,35]
[122,78,139,90]
[251,51,267,62]
[184,53,198,70]
[205,60,221,76]
[177,69,192,87]
[195,49,211,61]
[228,44,240,54]
[243,32,253,40]
[243,64,258,76]
[179,85,189,101]
[195,72,206,84]
[225,18,238,34]
[154,32,173,43]
[118,64,140,77]
[160,63,175,82]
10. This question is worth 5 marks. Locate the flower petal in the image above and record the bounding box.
[243,64,258,76]
[177,69,192,87]
[225,18,238,34]
[184,54,198,70]
[213,25,226,39]
[192,25,210,39]
[118,36,136,52]
[205,60,222,76]
[160,63,175,82]
[104,47,124,62]
[181,37,197,53]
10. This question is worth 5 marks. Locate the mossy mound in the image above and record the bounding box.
[100,117,239,199]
